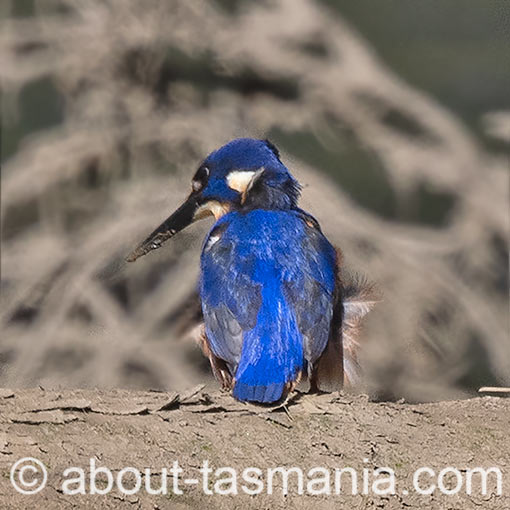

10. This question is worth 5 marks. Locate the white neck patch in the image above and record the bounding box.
[226,170,259,193]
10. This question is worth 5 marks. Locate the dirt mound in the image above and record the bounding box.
[1,388,508,509]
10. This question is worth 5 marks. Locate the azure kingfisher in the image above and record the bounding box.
[128,138,375,404]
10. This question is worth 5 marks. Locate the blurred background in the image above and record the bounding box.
[1,0,509,401]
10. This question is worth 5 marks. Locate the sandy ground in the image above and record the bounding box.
[0,387,508,509]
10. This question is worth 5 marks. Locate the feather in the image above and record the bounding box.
[173,262,379,393]
[341,273,380,388]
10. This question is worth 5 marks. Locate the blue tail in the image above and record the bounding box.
[233,292,304,403]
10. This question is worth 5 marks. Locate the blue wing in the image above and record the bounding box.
[200,209,337,403]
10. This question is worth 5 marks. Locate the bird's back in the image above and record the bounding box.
[200,209,337,403]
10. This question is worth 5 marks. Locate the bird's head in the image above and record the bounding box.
[127,138,301,262]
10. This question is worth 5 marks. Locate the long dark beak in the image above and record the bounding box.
[126,194,200,262]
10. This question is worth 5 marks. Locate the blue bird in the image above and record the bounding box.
[128,138,376,404]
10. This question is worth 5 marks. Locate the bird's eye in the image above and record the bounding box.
[192,166,209,192]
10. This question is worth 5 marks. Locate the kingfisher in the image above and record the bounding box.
[127,138,376,404]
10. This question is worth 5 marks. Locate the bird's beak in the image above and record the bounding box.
[126,194,200,262]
